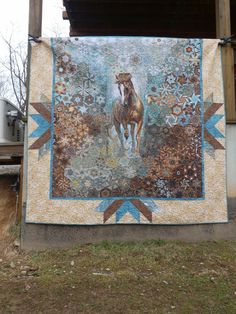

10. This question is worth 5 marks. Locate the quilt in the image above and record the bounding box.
[26,37,227,224]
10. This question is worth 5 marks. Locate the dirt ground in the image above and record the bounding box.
[0,237,236,314]
[0,176,17,240]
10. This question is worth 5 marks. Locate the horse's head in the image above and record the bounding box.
[116,73,134,107]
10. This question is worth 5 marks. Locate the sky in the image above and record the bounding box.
[0,0,69,58]
[0,0,69,103]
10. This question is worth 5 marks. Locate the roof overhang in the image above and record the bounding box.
[62,0,236,38]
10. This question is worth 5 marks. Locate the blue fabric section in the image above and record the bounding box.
[204,141,215,158]
[49,38,56,199]
[189,93,201,107]
[205,114,224,139]
[29,114,50,138]
[199,39,205,199]
[96,199,159,214]
[142,200,159,212]
[95,200,114,212]
[116,201,140,223]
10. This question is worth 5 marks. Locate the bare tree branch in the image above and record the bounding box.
[0,72,10,98]
[0,34,27,113]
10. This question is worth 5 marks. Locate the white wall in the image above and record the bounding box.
[226,124,236,212]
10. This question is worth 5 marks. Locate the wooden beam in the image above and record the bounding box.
[215,0,236,123]
[0,143,24,157]
[69,25,215,38]
[28,0,43,37]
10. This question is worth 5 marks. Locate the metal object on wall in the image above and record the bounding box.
[0,97,24,144]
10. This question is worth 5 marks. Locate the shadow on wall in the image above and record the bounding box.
[228,198,236,220]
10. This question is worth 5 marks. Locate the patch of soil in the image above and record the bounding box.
[0,176,17,240]
[0,240,236,313]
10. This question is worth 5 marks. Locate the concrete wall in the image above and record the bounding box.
[21,125,236,249]
[21,221,236,250]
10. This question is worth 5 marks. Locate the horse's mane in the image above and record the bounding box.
[127,79,134,90]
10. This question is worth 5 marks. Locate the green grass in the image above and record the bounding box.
[0,240,236,313]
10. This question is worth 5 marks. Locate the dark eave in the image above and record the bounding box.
[63,0,221,37]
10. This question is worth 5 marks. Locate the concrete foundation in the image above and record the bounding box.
[21,125,236,249]
[21,220,236,250]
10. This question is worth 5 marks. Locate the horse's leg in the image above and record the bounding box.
[136,119,143,154]
[122,122,129,141]
[130,123,135,152]
[114,120,124,150]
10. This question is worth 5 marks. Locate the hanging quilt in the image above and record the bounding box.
[26,37,227,225]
